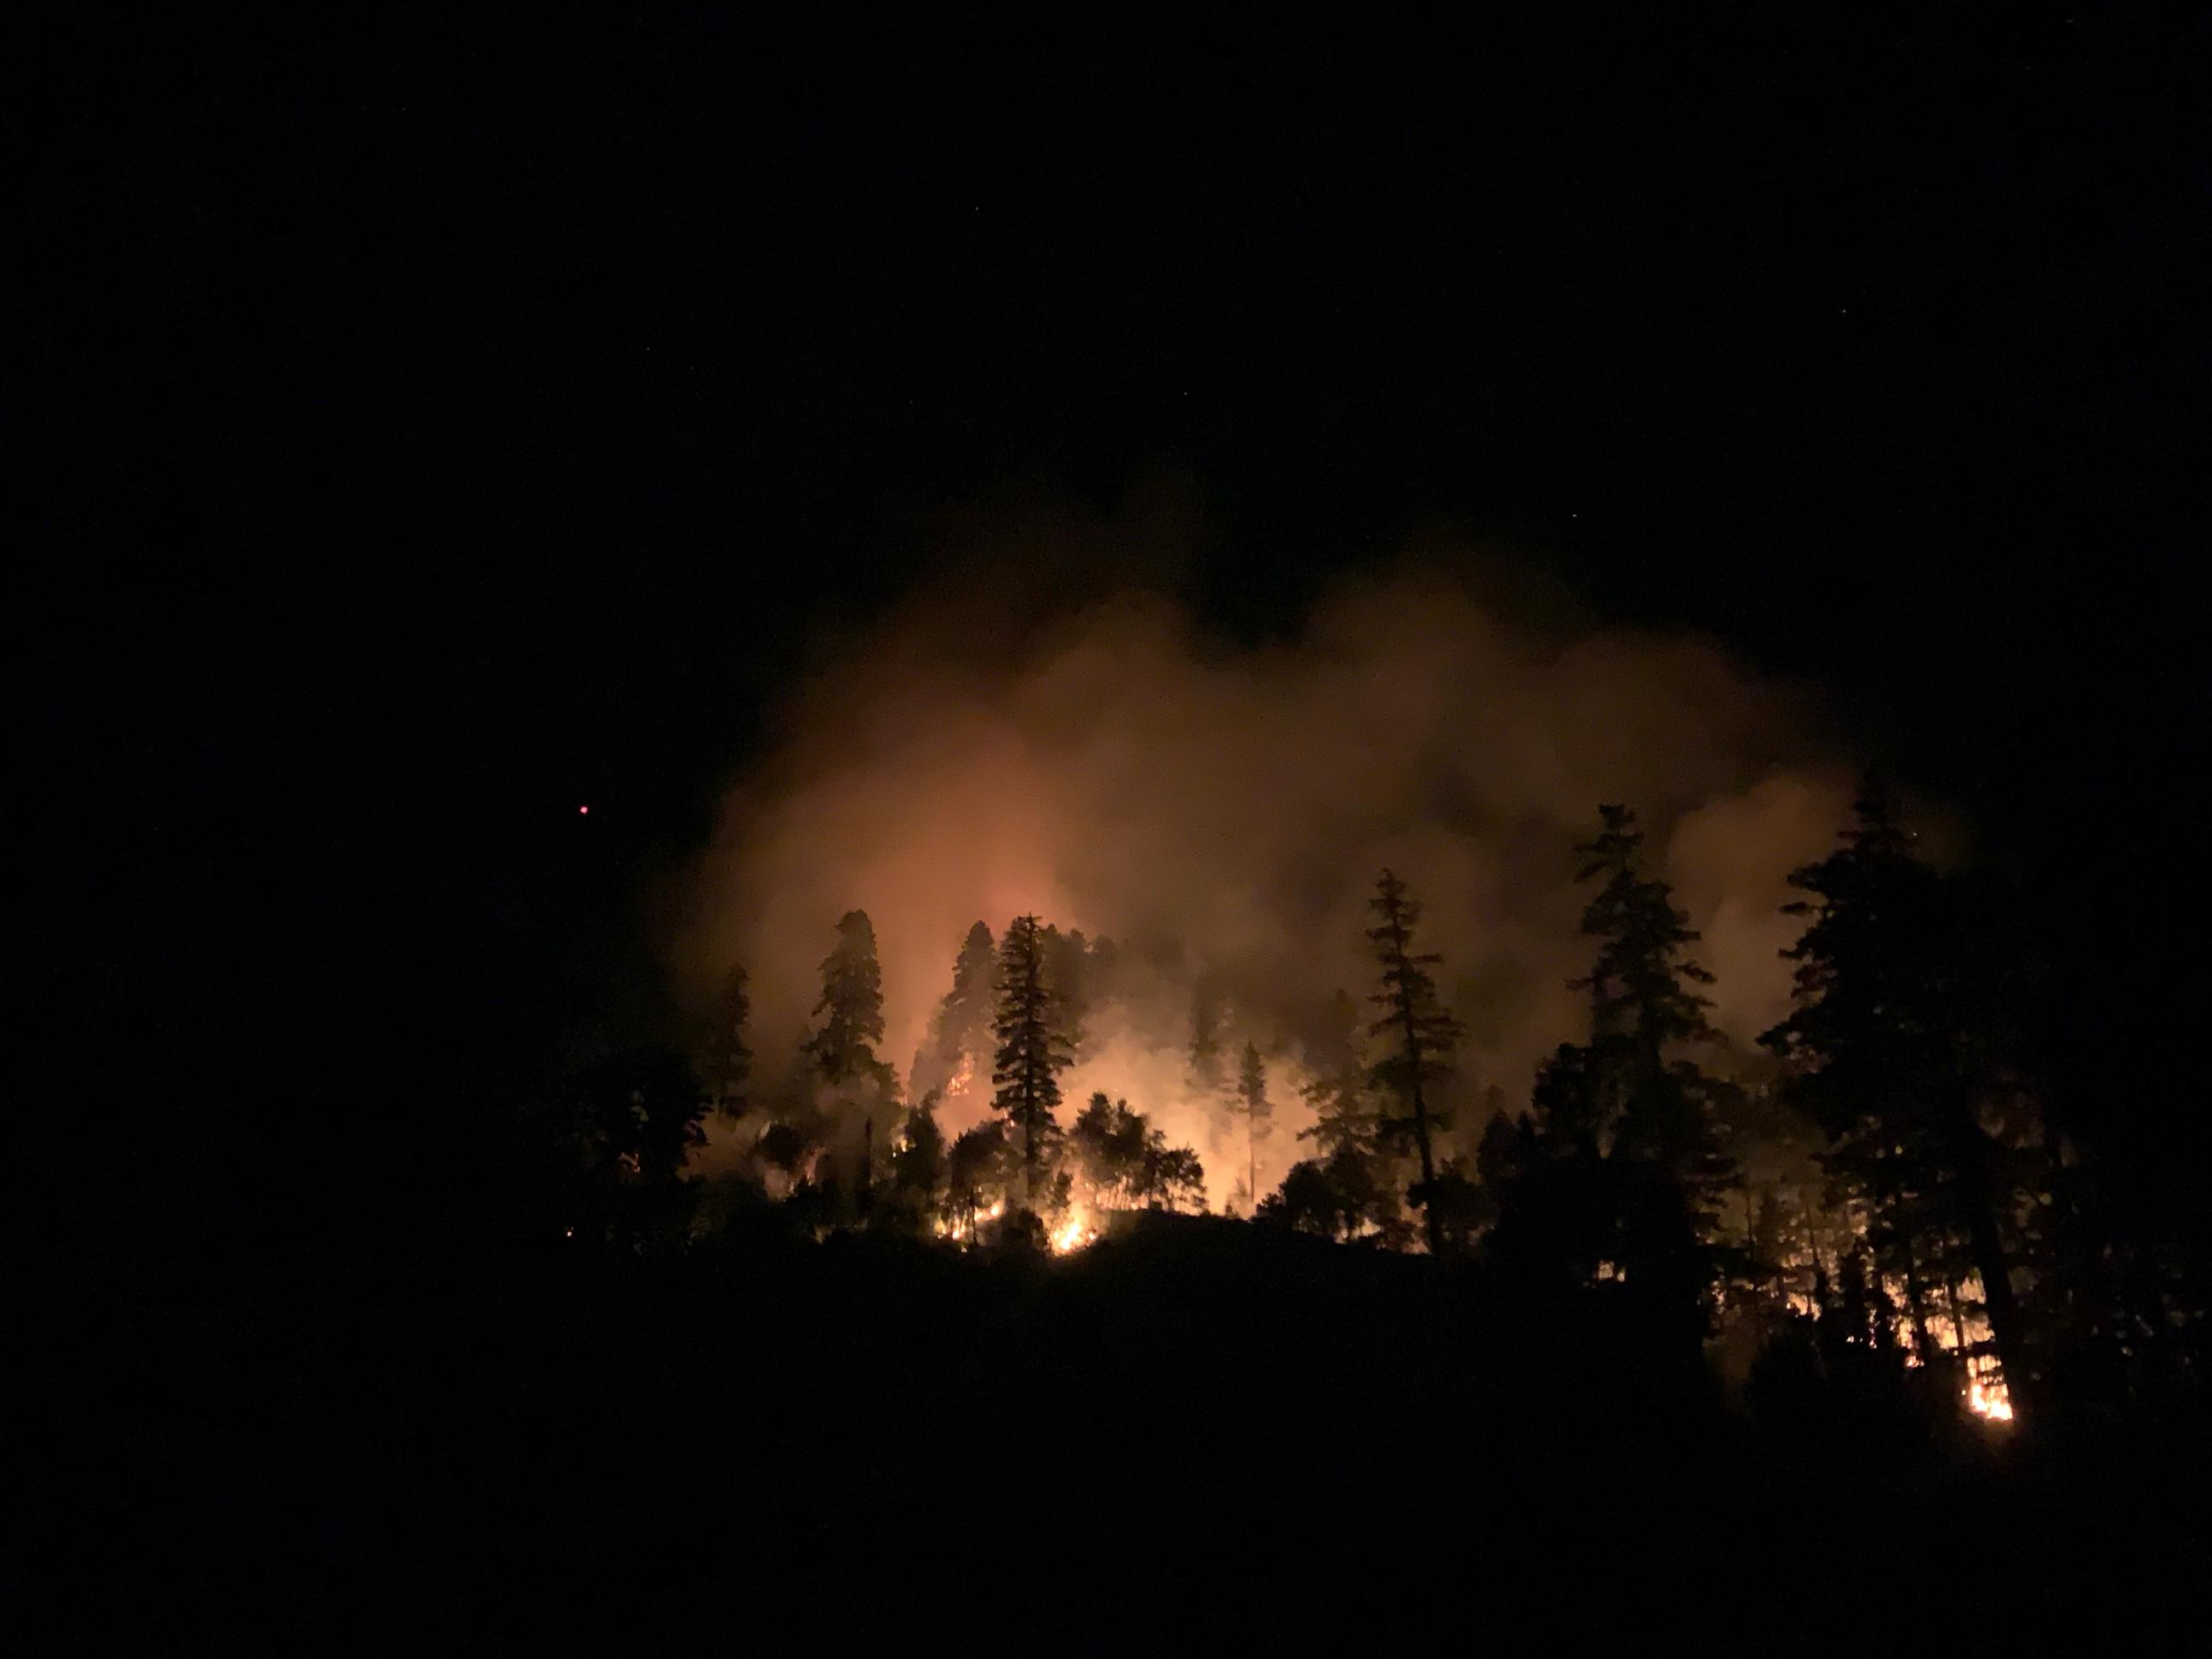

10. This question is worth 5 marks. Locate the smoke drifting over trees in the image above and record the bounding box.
[676,506,1878,1198]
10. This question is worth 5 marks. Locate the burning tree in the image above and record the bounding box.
[910,921,997,1111]
[1763,772,2032,1418]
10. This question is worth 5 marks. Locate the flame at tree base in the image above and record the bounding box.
[1967,1372,2015,1423]
[936,1199,1099,1254]
[1050,1206,1100,1254]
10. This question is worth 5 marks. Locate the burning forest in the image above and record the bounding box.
[546,569,2200,1437]
[51,15,2211,1647]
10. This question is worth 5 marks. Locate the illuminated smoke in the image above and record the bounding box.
[673,495,1880,1195]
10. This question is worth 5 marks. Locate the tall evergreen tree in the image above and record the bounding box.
[1763,772,2034,1413]
[806,910,895,1091]
[1233,1040,1274,1218]
[1568,805,1730,1196]
[805,910,899,1213]
[703,963,753,1120]
[1488,807,1735,1326]
[912,921,998,1106]
[991,914,1074,1208]
[1365,869,1464,1254]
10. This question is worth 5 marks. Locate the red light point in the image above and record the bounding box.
[578,805,590,815]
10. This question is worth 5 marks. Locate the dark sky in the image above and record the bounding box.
[31,13,2209,1193]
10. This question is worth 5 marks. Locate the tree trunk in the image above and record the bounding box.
[1901,1240,1936,1365]
[1020,1086,1036,1211]
[1950,1113,2032,1421]
[1400,1006,1442,1255]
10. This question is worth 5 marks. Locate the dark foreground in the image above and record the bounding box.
[39,1215,2212,1652]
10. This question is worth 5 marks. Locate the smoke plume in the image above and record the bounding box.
[675,494,1865,1200]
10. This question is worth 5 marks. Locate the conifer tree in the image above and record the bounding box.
[1763,772,2034,1412]
[804,910,900,1208]
[1490,807,1734,1317]
[1568,805,1730,1199]
[912,921,997,1108]
[1233,1040,1274,1219]
[806,910,895,1092]
[991,914,1074,1208]
[1365,869,1464,1254]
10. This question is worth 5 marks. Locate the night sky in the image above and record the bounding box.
[31,14,2209,1200]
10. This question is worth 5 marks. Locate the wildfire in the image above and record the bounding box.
[1050,1206,1100,1255]
[938,1198,1012,1246]
[1966,1371,2015,1423]
[937,1198,1098,1253]
[1772,1246,2017,1427]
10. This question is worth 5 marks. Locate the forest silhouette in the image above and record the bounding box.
[26,11,2206,1649]
[384,773,2209,1647]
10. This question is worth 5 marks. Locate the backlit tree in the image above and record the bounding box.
[1233,1040,1274,1218]
[991,914,1074,1210]
[1763,772,2034,1412]
[1365,869,1465,1254]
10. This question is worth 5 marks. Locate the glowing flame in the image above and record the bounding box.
[1050,1206,1099,1255]
[938,1198,1009,1246]
[1967,1373,2014,1423]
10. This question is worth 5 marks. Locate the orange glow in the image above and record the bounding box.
[1967,1371,2015,1423]
[1050,1206,1100,1255]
